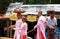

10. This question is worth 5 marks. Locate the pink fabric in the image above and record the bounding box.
[20,23,28,39]
[13,19,22,39]
[34,16,48,39]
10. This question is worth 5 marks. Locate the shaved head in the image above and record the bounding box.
[38,11,42,14]
[38,11,42,17]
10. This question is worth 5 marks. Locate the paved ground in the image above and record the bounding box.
[0,36,60,39]
[0,37,12,39]
[0,37,33,39]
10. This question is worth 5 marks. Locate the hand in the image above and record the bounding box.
[53,27,56,32]
[54,29,56,32]
[9,25,15,29]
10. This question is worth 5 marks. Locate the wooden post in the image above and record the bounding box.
[10,20,12,38]
[7,18,9,37]
[50,0,51,3]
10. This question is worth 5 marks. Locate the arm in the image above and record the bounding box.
[34,25,37,29]
[13,28,20,30]
[45,21,49,29]
[54,18,57,32]
[34,20,42,29]
[46,18,49,28]
[19,24,27,33]
[34,21,39,29]
[9,25,15,29]
[13,21,22,30]
[54,25,57,32]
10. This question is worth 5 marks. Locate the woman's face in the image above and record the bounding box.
[38,12,42,17]
[17,14,22,19]
[50,13,55,19]
[22,18,26,22]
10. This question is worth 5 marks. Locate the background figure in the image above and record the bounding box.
[0,23,4,37]
[0,20,8,37]
[46,11,57,39]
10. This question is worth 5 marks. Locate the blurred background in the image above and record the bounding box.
[0,0,60,39]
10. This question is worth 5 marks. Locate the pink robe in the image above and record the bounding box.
[34,16,48,39]
[20,22,28,39]
[13,19,22,39]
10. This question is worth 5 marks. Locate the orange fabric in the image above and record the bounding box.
[22,35,27,39]
[40,31,45,39]
[39,28,45,39]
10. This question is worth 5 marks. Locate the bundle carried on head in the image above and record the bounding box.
[14,8,25,14]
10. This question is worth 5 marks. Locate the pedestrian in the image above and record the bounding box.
[20,17,28,39]
[34,11,48,39]
[46,11,57,39]
[13,14,22,39]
